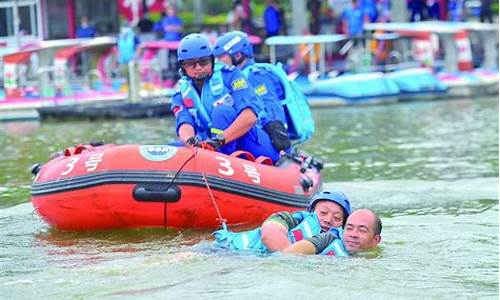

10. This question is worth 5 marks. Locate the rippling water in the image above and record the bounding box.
[0,97,498,299]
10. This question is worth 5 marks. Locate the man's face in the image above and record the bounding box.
[182,57,212,80]
[342,209,381,254]
[216,54,232,65]
[313,200,345,231]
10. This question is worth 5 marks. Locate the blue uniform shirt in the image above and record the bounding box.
[342,6,365,37]
[242,59,287,125]
[76,25,96,38]
[264,5,281,36]
[154,16,183,41]
[171,64,265,137]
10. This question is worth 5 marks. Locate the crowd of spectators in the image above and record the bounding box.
[109,0,496,81]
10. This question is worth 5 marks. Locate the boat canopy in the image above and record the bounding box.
[364,21,499,71]
[265,34,348,75]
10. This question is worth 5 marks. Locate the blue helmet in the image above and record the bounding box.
[307,190,352,218]
[213,31,253,58]
[177,33,213,62]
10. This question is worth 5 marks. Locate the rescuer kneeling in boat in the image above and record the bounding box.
[213,31,315,151]
[214,31,291,152]
[171,33,280,163]
[214,190,382,257]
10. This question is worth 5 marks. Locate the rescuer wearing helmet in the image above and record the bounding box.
[213,31,292,152]
[171,33,280,162]
[260,189,352,252]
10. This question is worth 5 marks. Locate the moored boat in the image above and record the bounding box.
[305,72,400,105]
[364,21,499,99]
[386,67,448,101]
[31,143,322,231]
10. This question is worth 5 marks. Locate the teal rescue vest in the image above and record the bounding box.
[118,28,136,64]
[243,62,315,142]
[213,211,322,253]
[320,237,350,257]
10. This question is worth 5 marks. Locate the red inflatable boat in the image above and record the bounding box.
[31,143,322,231]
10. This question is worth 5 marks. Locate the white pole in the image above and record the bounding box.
[290,0,308,35]
[13,0,20,49]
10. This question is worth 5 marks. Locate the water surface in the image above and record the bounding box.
[0,97,498,299]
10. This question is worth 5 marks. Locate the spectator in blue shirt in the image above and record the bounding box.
[154,5,183,41]
[76,16,97,38]
[360,0,378,22]
[171,34,280,163]
[341,0,367,38]
[263,0,282,37]
[408,0,425,22]
[448,0,464,21]
[426,0,440,20]
[480,0,493,23]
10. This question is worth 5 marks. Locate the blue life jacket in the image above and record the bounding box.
[243,62,315,142]
[213,226,268,253]
[213,211,322,253]
[178,63,232,140]
[287,211,322,243]
[178,63,267,140]
[118,28,136,64]
[319,228,350,257]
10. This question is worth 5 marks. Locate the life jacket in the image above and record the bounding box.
[118,28,136,64]
[178,63,232,140]
[213,226,268,253]
[243,63,315,142]
[287,211,322,243]
[213,211,322,253]
[319,228,350,257]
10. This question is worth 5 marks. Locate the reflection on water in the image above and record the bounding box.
[308,98,498,181]
[0,97,498,298]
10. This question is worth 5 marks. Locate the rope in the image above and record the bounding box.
[190,146,227,226]
[161,145,227,229]
[162,147,197,230]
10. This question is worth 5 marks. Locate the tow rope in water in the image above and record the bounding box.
[191,146,228,229]
[162,145,227,230]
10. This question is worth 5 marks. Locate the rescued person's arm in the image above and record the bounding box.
[261,211,299,252]
[284,231,338,255]
[283,239,317,255]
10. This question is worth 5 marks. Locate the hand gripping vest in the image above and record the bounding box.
[243,62,315,142]
[213,211,323,253]
[319,228,350,257]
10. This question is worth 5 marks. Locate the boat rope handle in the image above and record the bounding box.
[162,148,197,229]
[191,146,227,226]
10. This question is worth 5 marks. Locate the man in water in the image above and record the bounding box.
[284,208,382,256]
[171,33,280,162]
[214,190,382,257]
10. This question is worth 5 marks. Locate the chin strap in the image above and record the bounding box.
[230,53,245,66]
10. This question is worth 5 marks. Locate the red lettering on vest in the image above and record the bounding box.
[325,250,336,256]
[172,106,183,116]
[183,98,194,108]
[291,229,304,242]
[213,99,224,107]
